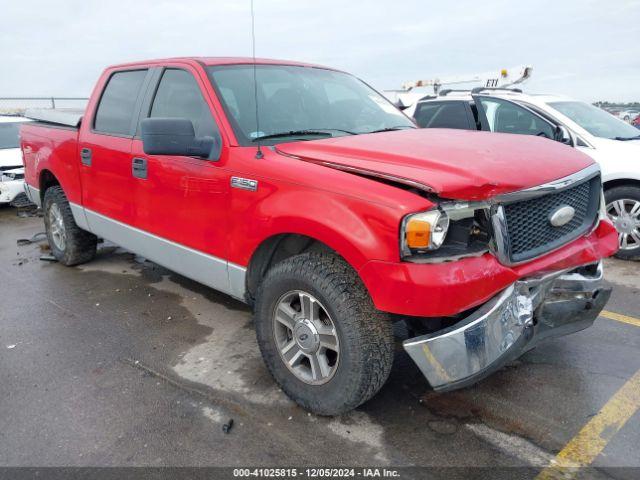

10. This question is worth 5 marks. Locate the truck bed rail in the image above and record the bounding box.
[24,108,84,128]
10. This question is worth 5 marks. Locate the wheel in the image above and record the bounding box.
[43,186,97,266]
[253,252,395,415]
[605,185,640,260]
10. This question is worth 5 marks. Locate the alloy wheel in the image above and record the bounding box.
[48,203,67,251]
[607,198,640,251]
[272,290,340,385]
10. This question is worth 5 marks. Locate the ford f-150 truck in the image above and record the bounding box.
[21,57,618,415]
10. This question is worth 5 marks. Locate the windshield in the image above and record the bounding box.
[206,65,415,145]
[548,101,640,140]
[0,122,22,149]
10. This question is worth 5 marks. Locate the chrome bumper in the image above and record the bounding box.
[0,177,26,204]
[403,260,610,391]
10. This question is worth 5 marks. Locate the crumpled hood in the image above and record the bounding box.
[275,129,595,200]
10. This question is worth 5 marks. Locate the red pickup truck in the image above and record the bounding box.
[21,57,618,415]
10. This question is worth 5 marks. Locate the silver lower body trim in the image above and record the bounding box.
[79,207,247,301]
[69,202,90,230]
[403,260,609,391]
[24,184,41,207]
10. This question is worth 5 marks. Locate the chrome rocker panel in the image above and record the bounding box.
[403,260,609,391]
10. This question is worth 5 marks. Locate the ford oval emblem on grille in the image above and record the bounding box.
[549,205,575,227]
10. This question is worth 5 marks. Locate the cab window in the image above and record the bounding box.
[413,101,472,129]
[150,69,218,138]
[94,70,148,135]
[477,97,555,139]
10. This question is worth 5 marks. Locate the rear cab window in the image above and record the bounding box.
[93,70,148,136]
[413,101,472,129]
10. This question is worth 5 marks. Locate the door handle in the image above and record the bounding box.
[132,157,147,179]
[80,148,92,166]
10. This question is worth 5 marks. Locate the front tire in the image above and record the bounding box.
[254,252,395,415]
[605,185,640,260]
[43,186,97,266]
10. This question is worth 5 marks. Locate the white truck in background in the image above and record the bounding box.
[0,115,32,206]
[385,65,533,109]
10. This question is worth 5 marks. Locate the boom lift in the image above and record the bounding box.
[385,65,533,109]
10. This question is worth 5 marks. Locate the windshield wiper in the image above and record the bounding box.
[366,126,416,134]
[614,135,640,141]
[311,128,357,135]
[252,129,353,142]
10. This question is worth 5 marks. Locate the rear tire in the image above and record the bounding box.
[253,252,395,415]
[605,185,640,260]
[43,186,97,266]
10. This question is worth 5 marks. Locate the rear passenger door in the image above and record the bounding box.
[413,101,475,130]
[130,66,230,267]
[79,68,151,226]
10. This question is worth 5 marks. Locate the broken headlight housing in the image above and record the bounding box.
[400,202,492,262]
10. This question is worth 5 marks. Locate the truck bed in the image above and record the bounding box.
[20,119,82,207]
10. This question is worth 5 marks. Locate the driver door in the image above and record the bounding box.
[129,65,231,291]
[473,95,558,141]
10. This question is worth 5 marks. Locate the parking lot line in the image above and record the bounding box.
[535,369,640,479]
[600,310,640,328]
[421,344,451,382]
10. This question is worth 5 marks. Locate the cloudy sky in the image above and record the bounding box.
[1,0,639,102]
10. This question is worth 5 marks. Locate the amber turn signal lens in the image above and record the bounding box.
[405,219,431,249]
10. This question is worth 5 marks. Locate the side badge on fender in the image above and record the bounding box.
[231,177,258,192]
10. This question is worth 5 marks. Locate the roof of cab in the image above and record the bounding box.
[107,57,337,71]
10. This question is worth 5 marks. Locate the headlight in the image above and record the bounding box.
[401,202,491,260]
[401,209,450,255]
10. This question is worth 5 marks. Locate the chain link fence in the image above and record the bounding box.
[0,97,88,115]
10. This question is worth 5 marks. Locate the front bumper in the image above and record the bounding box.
[359,220,618,317]
[0,177,26,204]
[403,260,610,391]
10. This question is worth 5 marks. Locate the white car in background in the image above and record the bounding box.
[619,109,640,123]
[0,115,32,206]
[405,89,640,259]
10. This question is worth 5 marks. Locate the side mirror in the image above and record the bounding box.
[555,125,573,146]
[141,118,221,161]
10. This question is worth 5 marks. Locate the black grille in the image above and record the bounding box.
[3,172,24,180]
[501,176,600,263]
